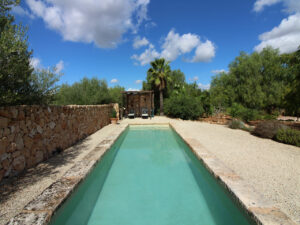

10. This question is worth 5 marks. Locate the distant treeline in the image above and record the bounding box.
[143,47,299,120]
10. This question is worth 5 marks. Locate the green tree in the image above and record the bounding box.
[147,58,171,115]
[55,77,123,105]
[30,68,61,105]
[109,85,125,106]
[210,47,291,114]
[284,47,300,119]
[167,69,186,96]
[0,0,34,105]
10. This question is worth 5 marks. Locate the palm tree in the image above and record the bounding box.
[147,58,171,115]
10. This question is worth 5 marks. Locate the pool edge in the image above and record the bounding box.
[169,123,297,225]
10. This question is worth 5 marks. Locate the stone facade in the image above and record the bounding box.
[0,104,116,182]
[123,91,154,117]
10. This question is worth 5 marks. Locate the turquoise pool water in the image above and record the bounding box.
[50,125,254,225]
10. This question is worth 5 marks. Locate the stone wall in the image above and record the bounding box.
[0,104,115,182]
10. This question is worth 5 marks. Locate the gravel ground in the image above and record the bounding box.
[1,117,299,224]
[123,117,300,224]
[0,124,119,225]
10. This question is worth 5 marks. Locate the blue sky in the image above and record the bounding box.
[13,0,300,90]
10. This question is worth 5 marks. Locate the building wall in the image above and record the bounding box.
[126,93,153,116]
[0,104,116,182]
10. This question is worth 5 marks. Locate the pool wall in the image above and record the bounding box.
[6,123,296,225]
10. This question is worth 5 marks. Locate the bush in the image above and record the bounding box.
[228,103,260,122]
[111,108,117,118]
[164,94,204,120]
[228,119,252,131]
[275,128,300,147]
[252,120,288,139]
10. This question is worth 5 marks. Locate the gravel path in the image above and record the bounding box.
[123,117,300,223]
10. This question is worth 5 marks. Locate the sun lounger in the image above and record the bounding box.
[128,109,135,119]
[142,108,149,119]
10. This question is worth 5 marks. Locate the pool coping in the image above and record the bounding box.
[6,123,297,225]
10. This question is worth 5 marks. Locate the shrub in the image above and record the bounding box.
[275,128,300,147]
[111,108,117,118]
[164,94,204,120]
[228,103,260,122]
[229,119,253,132]
[252,121,288,139]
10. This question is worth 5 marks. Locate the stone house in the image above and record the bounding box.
[122,91,154,117]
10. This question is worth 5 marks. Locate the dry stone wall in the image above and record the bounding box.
[0,104,115,182]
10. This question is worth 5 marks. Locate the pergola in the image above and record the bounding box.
[122,91,154,117]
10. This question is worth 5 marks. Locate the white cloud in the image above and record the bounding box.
[135,80,143,84]
[131,47,160,66]
[161,30,200,61]
[253,0,281,12]
[191,40,216,62]
[30,57,41,69]
[189,76,199,82]
[127,88,140,91]
[212,69,226,74]
[254,13,300,53]
[253,0,300,13]
[253,0,300,54]
[110,78,118,83]
[25,0,150,48]
[198,83,210,90]
[55,60,64,73]
[132,29,216,66]
[133,36,150,49]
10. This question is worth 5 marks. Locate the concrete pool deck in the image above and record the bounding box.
[1,117,299,224]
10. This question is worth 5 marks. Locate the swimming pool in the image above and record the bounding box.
[50,125,255,225]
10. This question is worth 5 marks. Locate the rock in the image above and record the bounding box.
[12,150,21,158]
[0,116,9,129]
[4,165,11,177]
[49,121,56,129]
[35,151,44,164]
[0,169,4,181]
[8,143,17,152]
[24,136,33,149]
[36,125,43,134]
[15,134,24,150]
[11,108,18,119]
[2,158,10,169]
[3,127,10,136]
[0,137,8,152]
[20,120,26,131]
[29,128,36,137]
[13,155,25,172]
[10,125,15,133]
[0,110,10,118]
[18,110,25,120]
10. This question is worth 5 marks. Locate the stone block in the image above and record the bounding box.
[35,151,44,164]
[24,136,33,149]
[8,143,17,153]
[15,134,24,150]
[0,116,9,129]
[0,137,8,152]
[13,155,25,172]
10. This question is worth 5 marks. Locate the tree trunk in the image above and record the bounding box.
[160,90,164,116]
